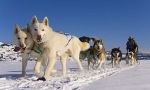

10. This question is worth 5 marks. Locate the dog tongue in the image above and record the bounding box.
[14,47,21,52]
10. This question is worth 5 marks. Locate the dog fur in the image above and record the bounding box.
[126,51,136,65]
[29,16,90,80]
[14,24,47,76]
[80,39,107,69]
[111,48,122,68]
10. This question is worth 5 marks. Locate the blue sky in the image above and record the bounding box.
[0,0,150,52]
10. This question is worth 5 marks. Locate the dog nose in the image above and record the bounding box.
[20,44,26,49]
[20,44,24,48]
[37,35,42,42]
[22,47,26,51]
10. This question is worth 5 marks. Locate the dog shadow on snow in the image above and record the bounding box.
[0,70,33,80]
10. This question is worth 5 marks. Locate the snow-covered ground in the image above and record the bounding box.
[0,43,150,90]
[0,42,22,62]
[0,59,141,90]
[81,60,150,90]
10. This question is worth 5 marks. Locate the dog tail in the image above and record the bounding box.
[79,41,90,51]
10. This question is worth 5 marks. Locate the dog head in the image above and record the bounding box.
[111,48,122,60]
[30,16,52,43]
[79,36,91,43]
[14,24,29,52]
[93,39,104,51]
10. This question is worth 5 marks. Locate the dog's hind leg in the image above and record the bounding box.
[60,53,68,77]
[71,51,84,71]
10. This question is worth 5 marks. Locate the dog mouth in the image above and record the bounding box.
[13,46,26,53]
[20,47,26,53]
[37,39,42,43]
[36,35,42,43]
[14,46,21,52]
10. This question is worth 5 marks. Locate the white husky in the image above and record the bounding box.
[30,16,90,81]
[14,24,48,76]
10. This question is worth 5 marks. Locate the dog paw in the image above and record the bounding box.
[37,77,46,81]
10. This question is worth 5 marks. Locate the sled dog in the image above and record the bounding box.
[126,51,137,65]
[14,24,47,76]
[80,39,107,69]
[111,48,122,68]
[29,16,90,81]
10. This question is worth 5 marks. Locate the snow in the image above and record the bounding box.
[81,60,150,90]
[0,44,22,61]
[0,43,150,90]
[0,42,3,45]
[0,60,140,90]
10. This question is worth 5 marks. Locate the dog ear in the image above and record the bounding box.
[91,37,97,42]
[24,24,30,33]
[100,39,103,43]
[43,17,49,26]
[14,24,20,34]
[31,16,38,25]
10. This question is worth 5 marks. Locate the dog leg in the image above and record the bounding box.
[34,56,43,74]
[39,50,56,81]
[129,59,131,65]
[126,59,129,64]
[95,60,101,69]
[112,59,115,68]
[87,59,91,70]
[73,56,83,71]
[43,56,56,80]
[22,54,29,76]
[41,58,47,71]
[60,54,68,77]
[71,50,84,71]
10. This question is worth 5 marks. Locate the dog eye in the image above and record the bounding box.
[42,29,44,31]
[34,29,38,31]
[18,37,20,40]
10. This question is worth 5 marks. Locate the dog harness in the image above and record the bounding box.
[63,33,73,47]
[57,31,73,47]
[31,43,44,54]
[65,36,73,46]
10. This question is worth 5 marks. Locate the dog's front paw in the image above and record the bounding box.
[37,77,46,81]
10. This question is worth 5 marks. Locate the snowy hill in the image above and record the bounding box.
[0,42,22,62]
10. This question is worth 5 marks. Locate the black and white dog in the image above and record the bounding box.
[111,48,122,68]
[126,37,138,65]
[79,36,107,69]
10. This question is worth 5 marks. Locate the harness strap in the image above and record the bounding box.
[65,35,73,47]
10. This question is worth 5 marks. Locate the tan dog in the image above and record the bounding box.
[29,16,90,81]
[14,24,48,77]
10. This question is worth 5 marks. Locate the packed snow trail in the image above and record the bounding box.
[81,60,150,90]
